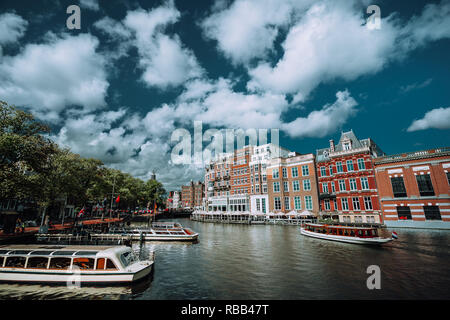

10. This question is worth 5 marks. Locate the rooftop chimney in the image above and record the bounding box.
[329,139,335,152]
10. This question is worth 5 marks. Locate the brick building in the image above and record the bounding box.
[249,144,291,214]
[374,147,450,229]
[204,143,290,212]
[266,153,319,215]
[316,130,385,224]
[181,181,204,209]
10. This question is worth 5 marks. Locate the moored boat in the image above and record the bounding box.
[106,222,199,242]
[0,244,154,285]
[300,223,393,245]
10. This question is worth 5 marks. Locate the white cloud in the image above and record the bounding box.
[201,0,311,65]
[247,1,398,96]
[80,0,99,11]
[0,12,28,53]
[282,90,358,138]
[399,0,450,52]
[400,78,432,93]
[94,16,131,39]
[0,33,109,121]
[407,107,450,132]
[122,3,204,89]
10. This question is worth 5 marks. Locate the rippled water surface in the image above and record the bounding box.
[1,218,449,300]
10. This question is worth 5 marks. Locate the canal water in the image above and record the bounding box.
[0,218,449,300]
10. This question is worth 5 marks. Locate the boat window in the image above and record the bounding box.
[0,256,4,266]
[49,257,72,269]
[30,251,54,256]
[73,258,95,270]
[52,251,76,256]
[27,257,49,269]
[120,251,135,267]
[74,251,98,256]
[96,258,106,270]
[5,256,26,268]
[0,250,9,255]
[106,259,118,270]
[9,250,32,255]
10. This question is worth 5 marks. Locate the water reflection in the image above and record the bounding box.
[0,219,449,300]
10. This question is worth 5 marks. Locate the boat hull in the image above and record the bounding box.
[300,228,392,245]
[0,263,153,285]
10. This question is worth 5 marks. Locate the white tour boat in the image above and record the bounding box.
[300,223,393,245]
[105,222,199,242]
[0,244,154,285]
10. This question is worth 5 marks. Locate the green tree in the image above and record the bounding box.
[0,101,57,200]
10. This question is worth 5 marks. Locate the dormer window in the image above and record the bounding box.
[343,140,352,150]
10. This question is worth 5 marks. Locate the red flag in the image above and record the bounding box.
[78,208,85,217]
[115,195,120,203]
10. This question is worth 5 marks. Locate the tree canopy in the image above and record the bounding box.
[0,101,166,215]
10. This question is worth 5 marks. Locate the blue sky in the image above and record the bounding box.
[0,0,449,190]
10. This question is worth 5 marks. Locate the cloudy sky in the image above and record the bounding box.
[1,0,449,191]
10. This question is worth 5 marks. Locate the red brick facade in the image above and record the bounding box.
[374,148,450,227]
[316,131,384,224]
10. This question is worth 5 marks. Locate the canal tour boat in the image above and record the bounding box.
[300,223,393,245]
[105,222,199,242]
[0,244,154,285]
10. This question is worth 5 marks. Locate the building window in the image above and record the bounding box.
[322,183,329,193]
[416,174,435,196]
[363,196,373,210]
[336,162,343,173]
[282,167,287,178]
[329,165,333,175]
[256,199,261,211]
[359,177,369,190]
[273,182,280,192]
[352,197,361,210]
[447,172,450,185]
[346,160,354,172]
[262,198,266,213]
[274,197,281,210]
[341,198,349,211]
[396,206,411,220]
[305,196,313,210]
[324,199,330,211]
[294,196,301,210]
[333,198,337,210]
[331,182,335,193]
[302,165,309,176]
[284,197,290,210]
[283,181,289,192]
[263,184,267,193]
[292,180,300,192]
[349,178,357,191]
[262,174,267,182]
[291,167,298,178]
[320,167,326,177]
[424,206,441,220]
[273,168,279,179]
[339,179,346,191]
[357,158,365,170]
[303,179,311,191]
[391,177,407,197]
[255,184,260,193]
[343,216,351,223]
[343,142,351,150]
